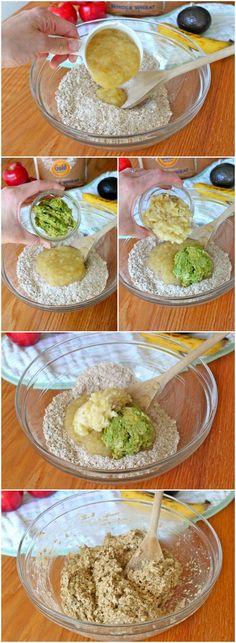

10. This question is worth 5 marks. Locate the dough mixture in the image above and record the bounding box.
[60,529,182,624]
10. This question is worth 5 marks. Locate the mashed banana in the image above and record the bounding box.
[142,194,192,244]
[86,28,140,89]
[73,388,132,436]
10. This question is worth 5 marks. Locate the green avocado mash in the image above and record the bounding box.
[33,197,76,238]
[102,404,155,459]
[173,245,213,287]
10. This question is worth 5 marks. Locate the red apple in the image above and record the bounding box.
[6,333,41,347]
[28,491,55,498]
[48,2,78,24]
[3,162,29,186]
[2,491,24,512]
[118,158,132,172]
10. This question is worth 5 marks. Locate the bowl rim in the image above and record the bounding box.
[15,334,218,479]
[2,202,117,312]
[16,491,223,632]
[29,19,211,145]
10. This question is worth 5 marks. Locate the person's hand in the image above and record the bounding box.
[2,180,64,245]
[119,168,183,237]
[2,7,79,68]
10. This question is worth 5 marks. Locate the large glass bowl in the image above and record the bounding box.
[2,202,117,313]
[120,194,234,307]
[17,491,222,641]
[15,334,217,483]
[30,19,211,150]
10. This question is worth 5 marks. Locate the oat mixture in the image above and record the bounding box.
[16,246,108,305]
[55,52,172,137]
[128,238,232,297]
[42,362,179,469]
[60,529,182,624]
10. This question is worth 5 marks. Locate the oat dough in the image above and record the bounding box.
[60,529,182,624]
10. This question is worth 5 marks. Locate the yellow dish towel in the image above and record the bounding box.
[194,183,235,203]
[121,491,208,518]
[82,192,117,215]
[157,23,231,54]
[141,333,227,357]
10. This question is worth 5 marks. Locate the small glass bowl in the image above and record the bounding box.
[30,190,80,242]
[15,334,218,483]
[30,19,211,150]
[120,193,234,307]
[17,491,222,640]
[2,202,117,313]
[139,184,194,236]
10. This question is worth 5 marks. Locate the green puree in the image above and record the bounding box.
[33,197,76,238]
[102,405,155,459]
[173,245,213,287]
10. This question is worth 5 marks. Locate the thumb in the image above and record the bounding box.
[41,34,79,55]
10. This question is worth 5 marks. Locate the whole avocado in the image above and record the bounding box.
[177,6,211,34]
[98,177,117,201]
[210,163,235,189]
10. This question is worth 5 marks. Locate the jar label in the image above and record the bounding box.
[155,157,178,168]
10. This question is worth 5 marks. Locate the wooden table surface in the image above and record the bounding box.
[119,284,234,331]
[2,351,234,489]
[2,2,234,157]
[2,500,234,642]
[2,157,117,331]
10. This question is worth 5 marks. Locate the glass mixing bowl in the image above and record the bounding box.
[17,491,222,640]
[15,334,217,483]
[120,193,234,307]
[2,202,117,313]
[30,19,211,150]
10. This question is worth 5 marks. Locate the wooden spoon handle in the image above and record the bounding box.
[164,44,235,82]
[157,332,228,391]
[149,491,163,536]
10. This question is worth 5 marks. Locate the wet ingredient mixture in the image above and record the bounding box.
[142,194,192,243]
[42,362,179,470]
[86,27,140,106]
[60,529,182,624]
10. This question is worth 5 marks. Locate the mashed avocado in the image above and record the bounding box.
[173,245,213,287]
[102,405,155,459]
[33,197,76,238]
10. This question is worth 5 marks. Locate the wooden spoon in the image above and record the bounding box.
[126,490,163,574]
[128,332,227,411]
[122,44,235,109]
[189,202,234,247]
[71,221,116,260]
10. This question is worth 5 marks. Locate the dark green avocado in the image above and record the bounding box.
[97,177,117,201]
[177,6,211,34]
[210,163,235,188]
